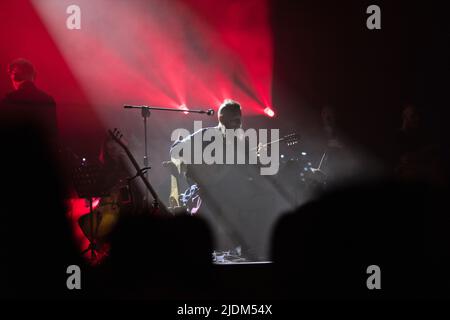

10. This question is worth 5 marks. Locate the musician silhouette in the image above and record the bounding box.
[393,103,447,186]
[77,134,145,258]
[1,58,57,141]
[170,99,264,260]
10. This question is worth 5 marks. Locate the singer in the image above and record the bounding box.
[169,99,275,259]
[170,99,245,167]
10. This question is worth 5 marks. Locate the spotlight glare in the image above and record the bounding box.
[264,107,275,118]
[179,104,189,115]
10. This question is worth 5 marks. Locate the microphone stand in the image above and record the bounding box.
[123,105,214,209]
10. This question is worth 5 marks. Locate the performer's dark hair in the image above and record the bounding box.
[8,58,36,81]
[218,99,241,115]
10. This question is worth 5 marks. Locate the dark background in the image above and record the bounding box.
[271,0,449,164]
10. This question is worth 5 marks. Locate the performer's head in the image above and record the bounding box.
[401,103,420,132]
[218,99,242,130]
[7,58,36,90]
[99,135,127,167]
[321,105,336,128]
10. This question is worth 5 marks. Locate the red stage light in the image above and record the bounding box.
[179,104,189,114]
[28,0,273,117]
[264,107,275,118]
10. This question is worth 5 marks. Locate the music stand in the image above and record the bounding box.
[72,163,111,262]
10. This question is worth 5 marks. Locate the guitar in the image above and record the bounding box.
[78,183,126,244]
[175,132,300,211]
[250,132,300,153]
[108,128,172,216]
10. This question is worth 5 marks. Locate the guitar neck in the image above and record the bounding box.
[250,135,290,151]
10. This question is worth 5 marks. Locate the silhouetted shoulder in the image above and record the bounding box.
[2,82,55,106]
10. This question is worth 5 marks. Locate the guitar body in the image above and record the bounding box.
[78,183,131,242]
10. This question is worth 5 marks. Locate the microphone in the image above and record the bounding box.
[124,104,214,116]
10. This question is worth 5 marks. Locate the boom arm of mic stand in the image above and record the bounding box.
[124,105,214,116]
